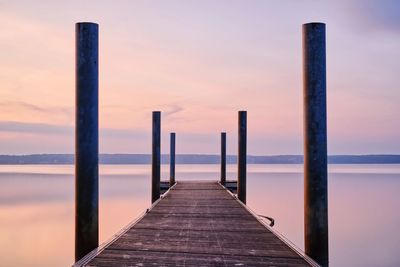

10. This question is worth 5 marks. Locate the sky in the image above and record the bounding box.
[0,0,399,155]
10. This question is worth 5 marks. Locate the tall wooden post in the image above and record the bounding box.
[237,111,247,204]
[75,22,99,262]
[220,132,226,185]
[303,22,329,267]
[169,132,176,186]
[152,111,161,203]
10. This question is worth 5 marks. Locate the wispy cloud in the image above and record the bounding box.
[338,0,400,34]
[101,128,148,139]
[363,0,400,31]
[0,101,71,115]
[0,121,71,135]
[163,104,184,118]
[0,120,147,139]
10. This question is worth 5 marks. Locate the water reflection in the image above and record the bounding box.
[0,164,399,267]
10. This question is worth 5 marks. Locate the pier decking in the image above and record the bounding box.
[74,181,318,267]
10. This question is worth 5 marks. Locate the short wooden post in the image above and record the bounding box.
[237,111,247,204]
[220,132,226,185]
[75,22,99,262]
[169,132,176,186]
[152,111,161,203]
[303,22,329,267]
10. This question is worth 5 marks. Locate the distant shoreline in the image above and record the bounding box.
[0,154,399,164]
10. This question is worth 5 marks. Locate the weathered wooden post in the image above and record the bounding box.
[152,111,161,203]
[303,22,329,267]
[75,22,99,262]
[169,132,176,186]
[220,132,226,185]
[237,111,247,204]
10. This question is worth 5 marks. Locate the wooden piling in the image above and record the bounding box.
[220,132,226,185]
[237,111,247,204]
[152,111,161,203]
[303,22,329,267]
[75,22,99,262]
[169,132,176,186]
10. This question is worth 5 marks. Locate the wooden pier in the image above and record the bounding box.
[74,21,329,266]
[74,181,318,267]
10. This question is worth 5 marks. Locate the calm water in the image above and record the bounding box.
[0,164,399,267]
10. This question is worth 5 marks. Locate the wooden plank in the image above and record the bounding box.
[76,181,318,267]
[88,250,312,267]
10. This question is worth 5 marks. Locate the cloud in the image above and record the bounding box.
[100,128,148,139]
[341,0,400,34]
[163,104,184,118]
[0,101,71,115]
[0,120,147,139]
[0,121,71,134]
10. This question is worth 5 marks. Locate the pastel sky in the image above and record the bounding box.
[0,0,399,155]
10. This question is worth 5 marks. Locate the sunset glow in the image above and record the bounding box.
[0,1,399,155]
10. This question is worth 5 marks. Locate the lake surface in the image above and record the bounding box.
[0,164,399,267]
